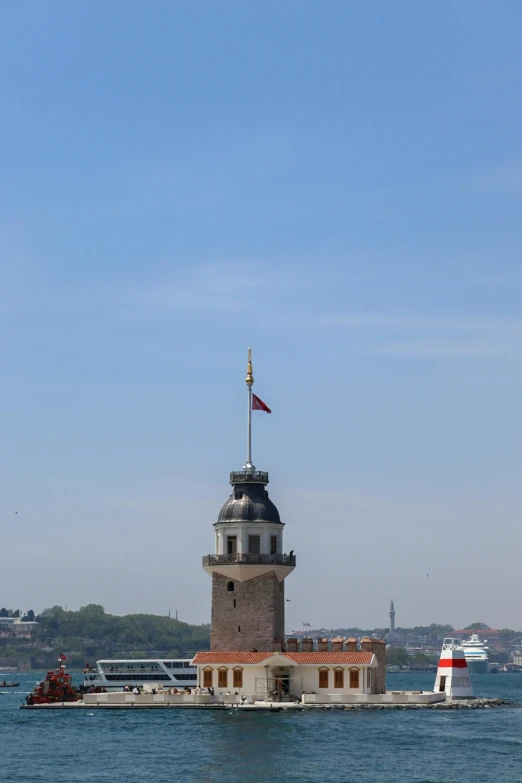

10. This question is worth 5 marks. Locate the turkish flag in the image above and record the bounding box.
[252,394,271,413]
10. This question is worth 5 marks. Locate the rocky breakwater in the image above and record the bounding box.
[299,698,514,711]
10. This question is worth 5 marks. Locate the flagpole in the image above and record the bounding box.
[245,346,254,470]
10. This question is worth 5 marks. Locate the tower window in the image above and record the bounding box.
[233,599,236,608]
[227,581,235,592]
[238,626,240,632]
[234,490,242,500]
[270,535,277,554]
[227,536,237,554]
[248,535,261,554]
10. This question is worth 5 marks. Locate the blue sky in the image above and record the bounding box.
[1,1,522,629]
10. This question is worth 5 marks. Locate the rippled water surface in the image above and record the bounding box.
[1,673,521,782]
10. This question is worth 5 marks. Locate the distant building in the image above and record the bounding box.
[0,618,39,639]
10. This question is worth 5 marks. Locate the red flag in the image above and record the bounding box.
[252,394,271,413]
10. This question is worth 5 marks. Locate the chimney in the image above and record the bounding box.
[286,637,298,653]
[331,637,344,652]
[317,638,328,652]
[301,637,313,653]
[346,637,357,652]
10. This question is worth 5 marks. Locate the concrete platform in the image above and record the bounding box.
[21,690,445,710]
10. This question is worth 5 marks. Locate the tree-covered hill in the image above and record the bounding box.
[1,604,210,669]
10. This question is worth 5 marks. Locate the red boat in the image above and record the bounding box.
[26,655,81,705]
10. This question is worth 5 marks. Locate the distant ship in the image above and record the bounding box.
[461,634,490,673]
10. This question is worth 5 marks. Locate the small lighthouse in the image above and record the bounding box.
[202,349,296,652]
[434,638,474,700]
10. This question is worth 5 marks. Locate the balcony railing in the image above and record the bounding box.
[230,470,269,485]
[202,553,296,567]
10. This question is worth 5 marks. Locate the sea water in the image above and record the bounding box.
[1,672,521,783]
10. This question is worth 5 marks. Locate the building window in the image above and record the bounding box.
[218,668,228,688]
[227,536,237,554]
[233,668,243,688]
[334,668,344,688]
[227,581,235,592]
[270,535,277,554]
[349,668,360,689]
[318,668,329,688]
[203,669,213,688]
[248,535,260,554]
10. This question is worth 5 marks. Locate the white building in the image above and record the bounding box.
[193,650,376,703]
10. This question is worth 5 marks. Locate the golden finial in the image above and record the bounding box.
[245,346,254,387]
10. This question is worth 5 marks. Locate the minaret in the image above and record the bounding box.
[202,349,296,652]
[389,599,395,633]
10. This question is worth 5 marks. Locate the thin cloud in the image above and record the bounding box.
[116,263,281,316]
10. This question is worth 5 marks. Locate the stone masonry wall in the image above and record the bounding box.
[360,638,387,694]
[211,571,285,652]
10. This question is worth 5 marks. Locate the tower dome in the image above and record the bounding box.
[217,475,281,524]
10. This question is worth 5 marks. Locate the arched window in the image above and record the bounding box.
[227,581,235,592]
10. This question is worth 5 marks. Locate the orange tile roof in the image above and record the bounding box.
[285,652,372,665]
[193,652,274,664]
[192,651,373,665]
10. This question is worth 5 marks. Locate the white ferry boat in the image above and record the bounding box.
[83,659,198,691]
[461,634,490,673]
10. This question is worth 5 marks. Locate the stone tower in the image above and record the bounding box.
[202,349,295,652]
[389,599,395,633]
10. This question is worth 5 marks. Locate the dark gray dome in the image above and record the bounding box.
[217,482,281,524]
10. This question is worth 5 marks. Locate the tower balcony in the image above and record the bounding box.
[202,552,296,583]
[230,470,269,485]
[203,553,296,568]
